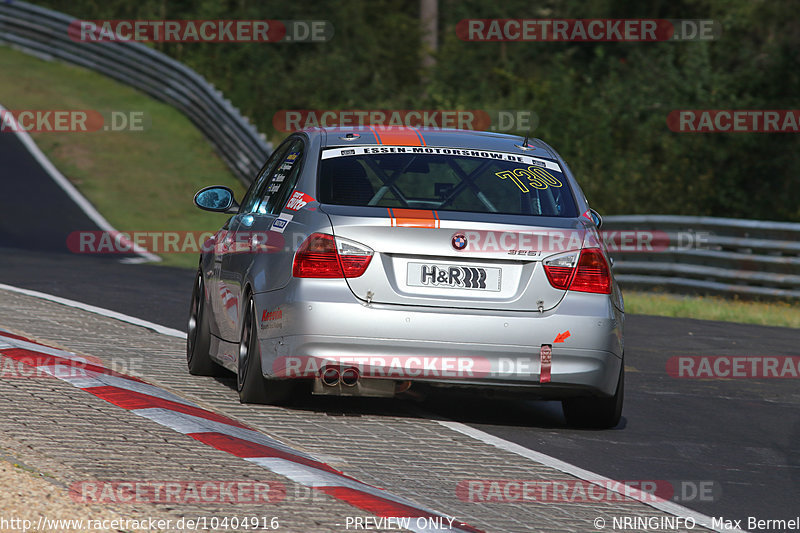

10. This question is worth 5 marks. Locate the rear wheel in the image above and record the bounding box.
[237,295,294,404]
[187,271,222,376]
[562,363,624,429]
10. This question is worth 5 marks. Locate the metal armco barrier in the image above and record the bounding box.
[603,215,800,300]
[0,1,271,185]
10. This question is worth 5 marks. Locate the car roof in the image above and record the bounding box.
[307,126,559,159]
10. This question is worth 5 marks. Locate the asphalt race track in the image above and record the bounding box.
[0,128,192,327]
[1,127,799,531]
[0,246,194,330]
[0,131,94,254]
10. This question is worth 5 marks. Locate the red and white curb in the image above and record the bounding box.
[0,329,482,533]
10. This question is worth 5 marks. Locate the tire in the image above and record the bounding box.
[562,363,624,429]
[237,295,294,404]
[187,271,223,376]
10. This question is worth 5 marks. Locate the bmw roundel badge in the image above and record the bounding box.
[452,233,468,250]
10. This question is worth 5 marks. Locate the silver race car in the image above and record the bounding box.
[188,127,624,428]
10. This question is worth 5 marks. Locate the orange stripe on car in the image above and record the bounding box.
[370,126,384,145]
[370,126,426,147]
[409,127,426,146]
[387,208,440,228]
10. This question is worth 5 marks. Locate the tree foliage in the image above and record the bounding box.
[37,0,800,220]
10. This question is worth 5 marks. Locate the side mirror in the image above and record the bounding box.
[589,209,603,228]
[194,186,239,213]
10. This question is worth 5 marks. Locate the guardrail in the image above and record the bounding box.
[603,215,800,300]
[0,1,271,185]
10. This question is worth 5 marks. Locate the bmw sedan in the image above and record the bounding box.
[188,126,624,428]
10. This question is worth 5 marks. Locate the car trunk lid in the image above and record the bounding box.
[321,205,591,311]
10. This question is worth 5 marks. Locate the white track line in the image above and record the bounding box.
[0,282,746,532]
[437,421,745,533]
[0,102,159,263]
[0,284,185,338]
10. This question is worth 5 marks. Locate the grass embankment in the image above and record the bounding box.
[0,45,245,269]
[624,291,800,329]
[2,45,798,327]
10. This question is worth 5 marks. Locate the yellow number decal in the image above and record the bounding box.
[528,167,562,187]
[518,168,548,189]
[497,166,562,191]
[496,170,529,192]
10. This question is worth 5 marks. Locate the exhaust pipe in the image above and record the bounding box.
[340,367,360,387]
[321,366,340,387]
[312,365,394,397]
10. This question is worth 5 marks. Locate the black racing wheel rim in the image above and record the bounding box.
[237,299,255,391]
[187,274,201,364]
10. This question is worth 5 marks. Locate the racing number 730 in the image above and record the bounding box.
[496,166,562,192]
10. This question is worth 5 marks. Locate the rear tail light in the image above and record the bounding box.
[571,248,612,293]
[335,237,374,277]
[543,251,579,290]
[293,233,373,278]
[543,248,611,294]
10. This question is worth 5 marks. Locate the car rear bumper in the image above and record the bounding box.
[254,284,623,397]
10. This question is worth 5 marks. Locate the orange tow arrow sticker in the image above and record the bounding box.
[553,330,571,343]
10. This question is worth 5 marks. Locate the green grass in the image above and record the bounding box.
[624,291,800,329]
[0,45,246,269]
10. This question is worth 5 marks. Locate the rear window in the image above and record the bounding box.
[319,146,578,217]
